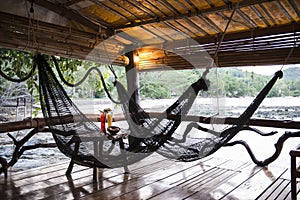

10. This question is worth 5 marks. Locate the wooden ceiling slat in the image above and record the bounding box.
[162,0,184,15]
[218,10,252,31]
[63,0,84,7]
[184,0,200,12]
[257,3,277,25]
[89,0,131,23]
[165,20,197,38]
[262,1,291,25]
[142,24,173,41]
[109,0,146,21]
[142,0,169,17]
[140,26,167,43]
[250,5,271,27]
[175,0,194,12]
[200,14,223,33]
[147,0,174,17]
[191,16,218,35]
[287,0,300,18]
[114,0,274,30]
[236,9,258,28]
[125,0,158,19]
[175,18,206,37]
[184,18,209,36]
[275,0,294,21]
[119,0,154,19]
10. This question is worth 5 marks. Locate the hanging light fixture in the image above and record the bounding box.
[133,51,140,64]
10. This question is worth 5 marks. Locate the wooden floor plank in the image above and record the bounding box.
[46,154,175,200]
[222,166,287,199]
[18,169,95,199]
[1,161,71,182]
[141,158,244,199]
[13,164,87,187]
[210,164,263,199]
[0,152,294,200]
[175,160,250,199]
[80,159,201,200]
[256,178,285,200]
[267,179,290,200]
[83,157,219,200]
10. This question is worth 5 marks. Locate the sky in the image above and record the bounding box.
[237,64,300,76]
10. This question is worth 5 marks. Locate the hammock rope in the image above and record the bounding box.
[0,62,37,83]
[51,56,120,104]
[203,0,240,77]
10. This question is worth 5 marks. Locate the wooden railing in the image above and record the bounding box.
[0,113,299,134]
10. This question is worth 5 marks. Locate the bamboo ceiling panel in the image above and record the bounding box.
[0,0,299,69]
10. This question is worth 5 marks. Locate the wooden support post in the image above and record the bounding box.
[125,50,140,106]
[125,50,142,149]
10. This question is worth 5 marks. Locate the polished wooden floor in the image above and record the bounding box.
[0,152,298,200]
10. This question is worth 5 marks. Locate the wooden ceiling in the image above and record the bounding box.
[0,0,299,70]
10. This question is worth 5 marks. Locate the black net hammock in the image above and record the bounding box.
[114,67,283,165]
[37,53,283,169]
[37,54,209,169]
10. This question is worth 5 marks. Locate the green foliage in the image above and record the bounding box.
[138,67,300,99]
[140,81,170,99]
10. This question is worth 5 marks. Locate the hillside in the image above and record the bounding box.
[283,67,300,80]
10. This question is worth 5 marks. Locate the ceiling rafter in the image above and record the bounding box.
[236,9,257,28]
[160,0,181,15]
[185,0,200,12]
[109,0,144,21]
[184,18,209,36]
[140,26,166,43]
[250,5,270,27]
[114,0,274,30]
[147,24,174,41]
[89,0,131,22]
[63,0,84,7]
[163,21,190,38]
[171,20,199,38]
[288,0,300,18]
[26,0,109,32]
[143,0,169,18]
[258,3,277,25]
[200,15,223,33]
[125,0,157,19]
[275,0,294,21]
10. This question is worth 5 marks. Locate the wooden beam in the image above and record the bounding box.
[125,51,140,106]
[0,11,127,65]
[0,113,298,134]
[0,114,125,134]
[25,0,110,32]
[63,0,84,7]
